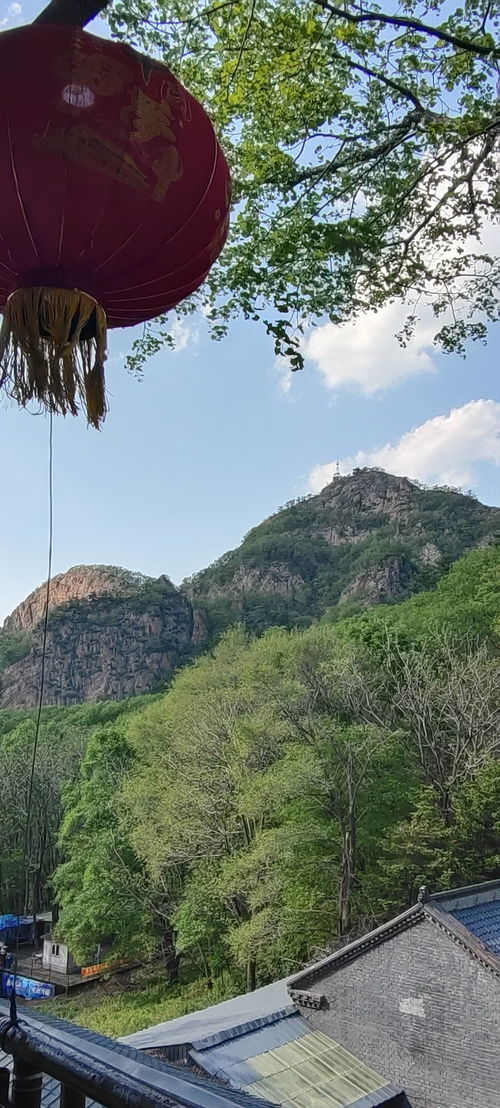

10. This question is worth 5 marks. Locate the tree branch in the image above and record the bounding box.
[401,132,497,253]
[335,53,427,111]
[227,0,257,89]
[290,111,420,185]
[313,0,500,58]
[34,0,111,27]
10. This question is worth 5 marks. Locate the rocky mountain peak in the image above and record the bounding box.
[0,565,198,709]
[319,467,417,519]
[184,469,499,633]
[4,564,165,633]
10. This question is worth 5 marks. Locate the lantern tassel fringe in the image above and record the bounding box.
[0,287,108,428]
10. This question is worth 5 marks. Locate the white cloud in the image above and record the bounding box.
[275,355,293,396]
[301,210,500,398]
[170,316,199,352]
[302,300,439,395]
[0,2,22,25]
[309,400,500,493]
[309,460,343,491]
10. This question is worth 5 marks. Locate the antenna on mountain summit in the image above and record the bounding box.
[332,460,341,481]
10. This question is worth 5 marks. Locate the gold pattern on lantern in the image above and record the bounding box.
[131,90,176,142]
[152,146,182,201]
[162,80,191,121]
[35,125,149,192]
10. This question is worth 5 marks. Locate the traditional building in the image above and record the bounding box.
[287,880,500,1108]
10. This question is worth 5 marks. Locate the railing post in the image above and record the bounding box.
[0,1066,10,1106]
[60,1082,85,1108]
[11,1057,42,1108]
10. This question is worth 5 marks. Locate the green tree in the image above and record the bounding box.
[54,725,156,964]
[348,545,500,646]
[0,718,85,915]
[454,760,500,879]
[41,550,500,994]
[109,0,500,372]
[243,626,414,936]
[124,628,266,986]
[374,788,458,910]
[380,632,500,822]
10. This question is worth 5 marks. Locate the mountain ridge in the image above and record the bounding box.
[4,564,164,634]
[183,468,499,632]
[1,468,498,706]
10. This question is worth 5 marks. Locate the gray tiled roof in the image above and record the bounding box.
[451,900,500,956]
[0,1000,272,1108]
[120,981,291,1050]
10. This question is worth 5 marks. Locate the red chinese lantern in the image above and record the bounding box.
[0,23,230,425]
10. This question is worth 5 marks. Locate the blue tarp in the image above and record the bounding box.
[0,914,21,931]
[0,914,33,941]
[1,972,55,1000]
[0,914,33,931]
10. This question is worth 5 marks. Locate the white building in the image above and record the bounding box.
[42,936,79,975]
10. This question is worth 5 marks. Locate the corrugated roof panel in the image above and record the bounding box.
[277,1084,333,1108]
[246,1071,346,1108]
[262,1043,379,1101]
[452,900,500,955]
[214,1062,261,1088]
[299,1030,335,1051]
[262,1041,317,1068]
[193,1013,393,1108]
[248,1050,290,1078]
[245,1078,282,1106]
[257,1067,314,1100]
[304,1035,387,1087]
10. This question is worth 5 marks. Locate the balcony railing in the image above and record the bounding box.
[0,1002,263,1108]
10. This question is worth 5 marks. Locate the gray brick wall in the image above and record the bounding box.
[295,917,500,1108]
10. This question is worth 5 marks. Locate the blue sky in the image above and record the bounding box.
[0,0,499,621]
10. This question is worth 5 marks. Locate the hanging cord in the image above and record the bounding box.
[9,412,54,1022]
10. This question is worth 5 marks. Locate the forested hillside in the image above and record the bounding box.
[3,544,496,1031]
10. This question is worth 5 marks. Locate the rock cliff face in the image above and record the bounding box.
[339,554,416,606]
[0,567,201,709]
[205,563,307,598]
[4,565,155,633]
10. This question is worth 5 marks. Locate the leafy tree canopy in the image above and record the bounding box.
[109,0,500,371]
